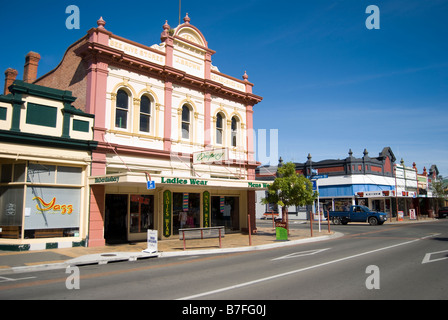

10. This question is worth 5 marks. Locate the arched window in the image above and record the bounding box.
[216,113,224,145]
[140,96,151,133]
[116,89,129,129]
[181,105,190,140]
[231,116,238,147]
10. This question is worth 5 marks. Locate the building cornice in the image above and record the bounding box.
[75,40,263,106]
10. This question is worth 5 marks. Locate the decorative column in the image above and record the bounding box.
[204,93,212,148]
[161,21,174,151]
[85,17,111,247]
[163,81,173,151]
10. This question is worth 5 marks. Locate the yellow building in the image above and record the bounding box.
[0,72,96,250]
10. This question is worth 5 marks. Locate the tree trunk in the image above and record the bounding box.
[282,206,289,235]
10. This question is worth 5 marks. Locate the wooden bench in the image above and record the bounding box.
[34,229,64,238]
[179,227,225,250]
[0,226,20,239]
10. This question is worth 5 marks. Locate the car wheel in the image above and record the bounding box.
[332,217,342,225]
[368,217,378,226]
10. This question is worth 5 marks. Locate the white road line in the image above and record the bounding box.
[178,237,425,300]
[0,276,36,283]
[271,248,331,261]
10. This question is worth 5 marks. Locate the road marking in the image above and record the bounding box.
[0,276,36,283]
[178,237,426,300]
[271,248,330,261]
[422,249,448,264]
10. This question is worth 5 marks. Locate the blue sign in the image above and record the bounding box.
[312,180,318,191]
[147,181,156,190]
[307,174,328,180]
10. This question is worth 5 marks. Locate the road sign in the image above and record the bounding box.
[312,174,328,179]
[147,181,156,190]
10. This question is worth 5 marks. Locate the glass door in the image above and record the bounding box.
[130,195,154,234]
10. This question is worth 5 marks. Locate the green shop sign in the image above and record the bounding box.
[247,182,270,188]
[163,190,172,238]
[161,177,208,186]
[203,191,210,228]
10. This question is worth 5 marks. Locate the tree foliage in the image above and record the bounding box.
[432,180,447,207]
[261,162,318,218]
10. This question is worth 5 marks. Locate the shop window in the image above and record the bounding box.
[216,113,224,145]
[13,164,26,182]
[181,105,191,140]
[116,89,129,129]
[334,199,353,211]
[24,186,81,232]
[231,116,239,147]
[130,195,154,233]
[57,166,82,185]
[173,192,200,234]
[211,196,240,231]
[0,162,84,239]
[139,96,151,133]
[0,163,24,183]
[0,186,24,239]
[1,164,12,183]
[27,163,56,184]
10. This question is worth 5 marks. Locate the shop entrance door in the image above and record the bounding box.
[105,194,128,244]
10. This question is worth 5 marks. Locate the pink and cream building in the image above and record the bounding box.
[34,15,263,246]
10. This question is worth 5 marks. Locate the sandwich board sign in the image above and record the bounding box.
[143,229,158,254]
[275,221,288,241]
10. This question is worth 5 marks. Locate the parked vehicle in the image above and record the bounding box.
[261,212,279,220]
[329,205,388,226]
[438,207,448,219]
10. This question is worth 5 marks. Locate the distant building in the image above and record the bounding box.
[256,147,440,219]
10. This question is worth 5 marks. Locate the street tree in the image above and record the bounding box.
[432,179,447,214]
[261,162,318,223]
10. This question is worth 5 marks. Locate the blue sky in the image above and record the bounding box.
[1,0,447,175]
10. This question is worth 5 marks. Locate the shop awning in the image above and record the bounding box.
[89,172,271,190]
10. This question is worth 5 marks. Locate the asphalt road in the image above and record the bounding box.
[1,219,447,304]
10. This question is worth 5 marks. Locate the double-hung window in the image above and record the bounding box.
[115,90,129,129]
[216,113,224,145]
[231,116,238,147]
[139,96,151,133]
[181,105,190,140]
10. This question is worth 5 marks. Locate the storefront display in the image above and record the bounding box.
[0,162,86,239]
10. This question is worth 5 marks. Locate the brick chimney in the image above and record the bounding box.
[23,51,41,83]
[4,68,18,95]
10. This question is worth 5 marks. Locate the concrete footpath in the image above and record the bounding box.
[0,217,436,275]
[0,224,341,275]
